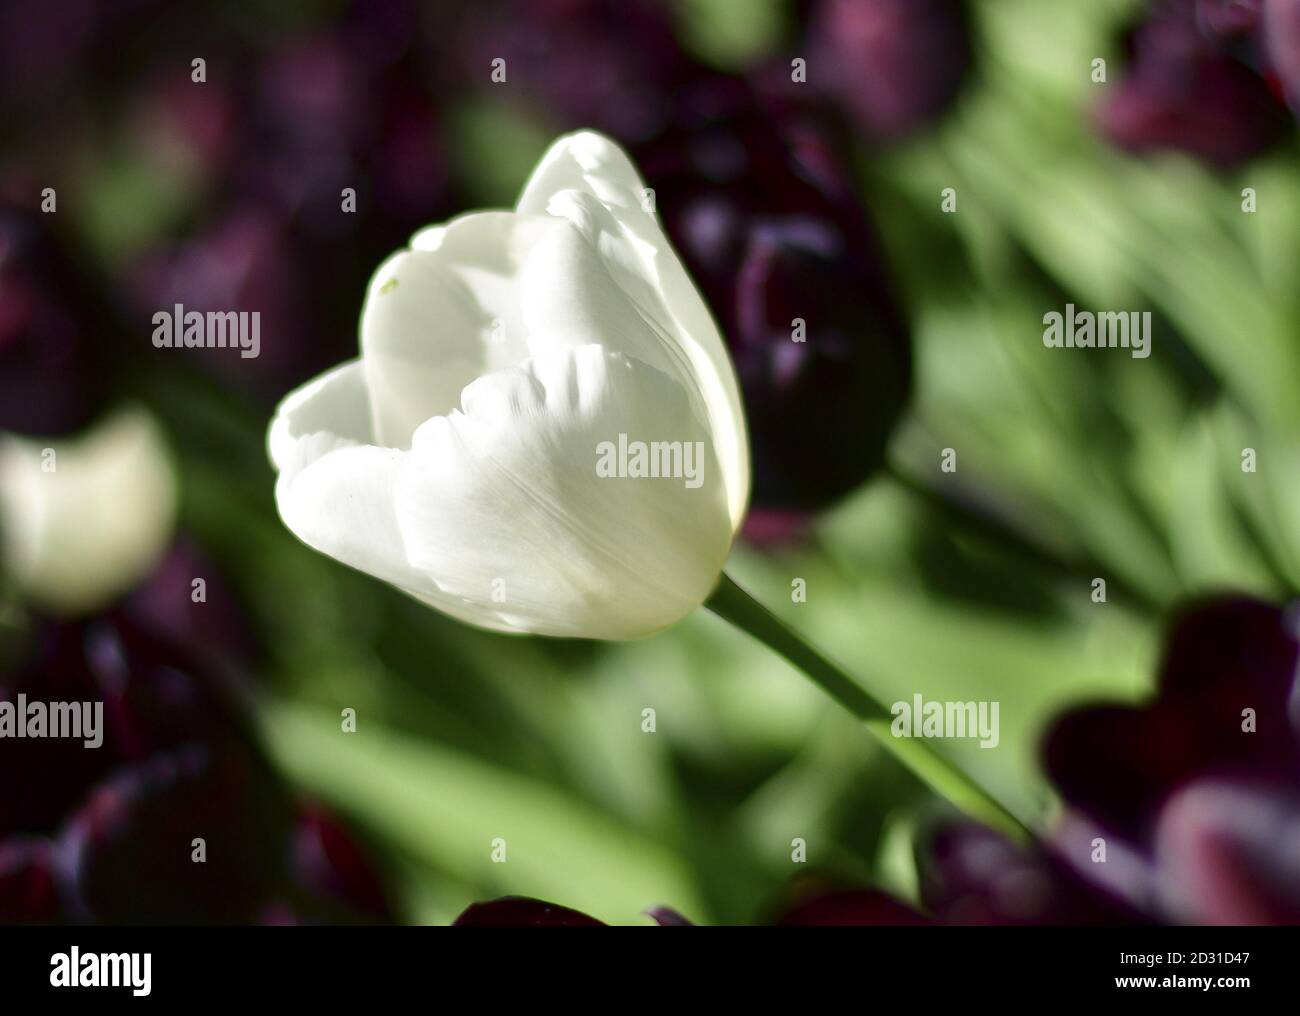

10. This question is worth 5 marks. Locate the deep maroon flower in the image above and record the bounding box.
[804,0,973,140]
[771,881,930,925]
[1198,0,1265,37]
[1151,778,1300,924]
[0,610,392,924]
[889,596,1300,926]
[637,80,911,524]
[1096,0,1291,166]
[917,819,1146,925]
[1265,0,1300,110]
[453,887,926,927]
[454,897,607,927]
[121,540,259,666]
[0,838,58,923]
[0,200,117,437]
[1044,598,1300,841]
[457,0,693,141]
[120,2,454,397]
[1038,596,1300,924]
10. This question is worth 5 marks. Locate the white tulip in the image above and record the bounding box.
[0,407,176,613]
[268,131,749,639]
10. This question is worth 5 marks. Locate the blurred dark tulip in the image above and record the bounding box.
[637,79,911,523]
[454,897,606,926]
[122,1,454,397]
[1097,0,1291,166]
[1266,0,1300,110]
[0,200,116,437]
[804,0,973,140]
[0,611,392,924]
[917,819,1144,925]
[0,838,58,922]
[454,890,927,926]
[771,883,930,925]
[458,0,693,141]
[0,0,96,116]
[122,540,259,666]
[895,597,1300,926]
[1044,598,1300,839]
[1039,596,1300,925]
[126,203,314,390]
[1151,779,1300,924]
[1198,0,1264,36]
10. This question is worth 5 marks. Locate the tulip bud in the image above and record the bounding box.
[637,82,911,520]
[269,131,749,639]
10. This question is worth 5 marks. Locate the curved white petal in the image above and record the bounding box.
[268,359,375,477]
[268,361,526,629]
[391,344,734,639]
[360,211,550,448]
[269,360,415,587]
[0,408,175,613]
[517,131,750,529]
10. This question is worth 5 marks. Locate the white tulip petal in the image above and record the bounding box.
[517,131,750,528]
[268,359,375,476]
[268,359,524,628]
[360,211,548,448]
[268,360,411,583]
[392,344,732,639]
[519,217,683,382]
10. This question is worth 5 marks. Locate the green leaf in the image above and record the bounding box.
[260,701,706,925]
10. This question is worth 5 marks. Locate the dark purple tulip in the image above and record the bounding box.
[61,744,291,924]
[291,807,394,924]
[0,200,116,436]
[805,0,973,140]
[771,882,930,925]
[637,80,911,520]
[126,203,315,392]
[0,611,393,924]
[1198,0,1265,36]
[454,897,606,926]
[121,540,259,666]
[0,838,58,923]
[899,597,1300,926]
[918,819,1144,925]
[1044,597,1300,840]
[457,0,693,141]
[1265,0,1300,110]
[1036,596,1300,925]
[0,613,241,840]
[1096,0,1291,166]
[1152,778,1300,924]
[119,1,454,398]
[0,0,96,117]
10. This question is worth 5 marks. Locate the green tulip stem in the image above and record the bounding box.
[705,572,1033,841]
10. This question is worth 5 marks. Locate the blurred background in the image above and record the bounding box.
[2,0,1299,925]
